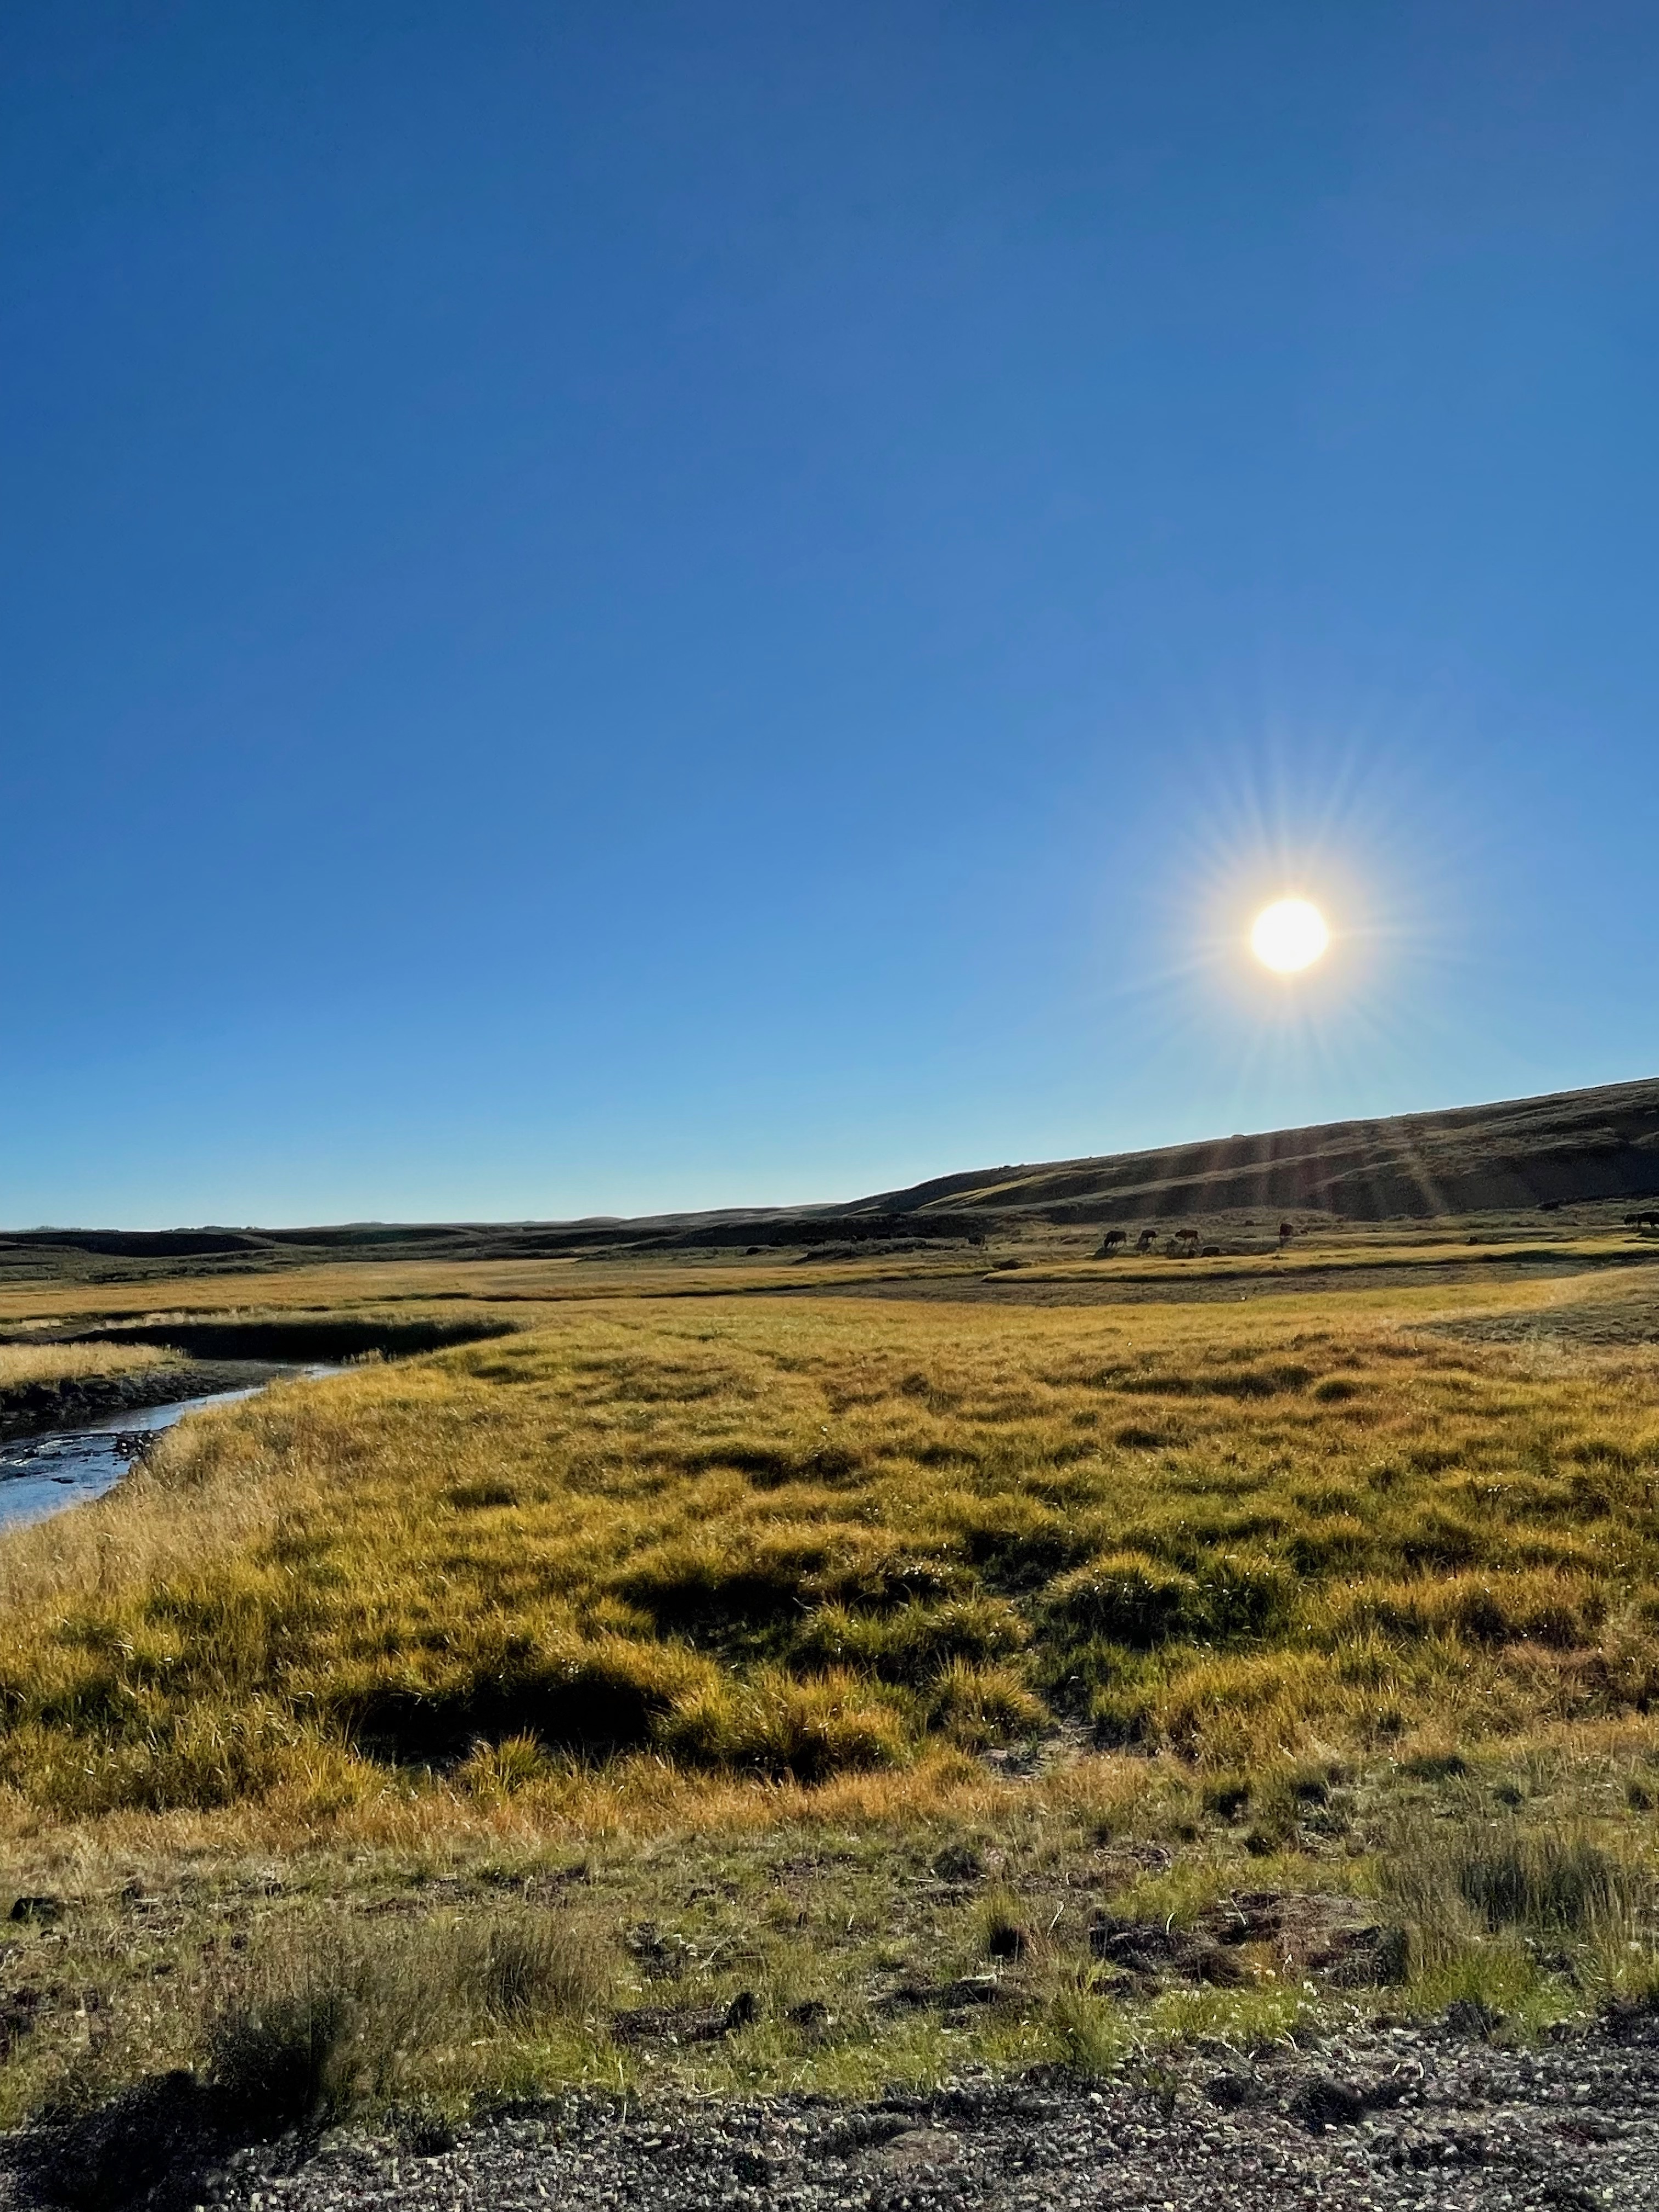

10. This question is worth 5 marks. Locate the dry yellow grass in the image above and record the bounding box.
[3,1261,1659,2120]
[0,1342,176,1390]
[0,1252,963,1328]
[1,1275,1657,1831]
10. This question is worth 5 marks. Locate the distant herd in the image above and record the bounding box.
[1094,1219,1300,1260]
[1089,1211,1659,1260]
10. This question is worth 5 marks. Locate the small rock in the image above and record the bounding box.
[1289,2076,1367,2130]
[876,2128,963,2170]
[1444,1995,1504,2039]
[1204,2072,1267,2111]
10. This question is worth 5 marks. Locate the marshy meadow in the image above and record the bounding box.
[2,1231,1658,2141]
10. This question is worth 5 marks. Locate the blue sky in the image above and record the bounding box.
[4,2,1657,1227]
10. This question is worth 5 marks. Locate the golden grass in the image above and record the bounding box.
[7,1722,1659,2127]
[0,1252,969,1328]
[0,1342,176,1390]
[4,1261,1659,2122]
[1,1277,1658,1828]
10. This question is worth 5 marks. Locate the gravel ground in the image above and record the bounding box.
[146,2008,1659,2212]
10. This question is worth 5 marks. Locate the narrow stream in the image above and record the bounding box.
[0,1368,340,1534]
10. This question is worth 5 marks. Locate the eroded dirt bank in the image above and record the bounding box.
[0,1362,272,1445]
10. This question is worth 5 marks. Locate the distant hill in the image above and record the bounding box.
[851,1075,1659,1227]
[5,1076,1658,1276]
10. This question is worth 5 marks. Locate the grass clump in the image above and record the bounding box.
[208,1973,357,2131]
[1378,1807,1652,2028]
[1451,1824,1637,1938]
[208,1906,613,2127]
[978,1889,1033,1960]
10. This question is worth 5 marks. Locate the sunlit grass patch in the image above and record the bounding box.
[0,1342,178,1391]
[3,1269,1659,2123]
[0,1288,1658,1811]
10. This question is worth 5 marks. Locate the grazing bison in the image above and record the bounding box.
[1136,1228,1158,1252]
[1278,1220,1296,1244]
[1096,1229,1127,1256]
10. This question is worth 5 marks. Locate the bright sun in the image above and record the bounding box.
[1250,896,1329,973]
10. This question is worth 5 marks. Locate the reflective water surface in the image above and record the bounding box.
[0,1369,336,1534]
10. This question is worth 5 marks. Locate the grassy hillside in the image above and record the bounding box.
[861,1073,1659,1224]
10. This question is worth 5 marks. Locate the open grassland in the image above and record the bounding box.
[1,1215,1653,1331]
[4,1257,1659,2135]
[0,1255,786,1325]
[13,1283,1659,1805]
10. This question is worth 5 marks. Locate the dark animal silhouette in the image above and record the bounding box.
[1097,1229,1127,1256]
[1278,1220,1296,1244]
[1136,1228,1157,1252]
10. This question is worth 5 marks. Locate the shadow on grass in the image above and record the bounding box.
[83,1316,515,1363]
[343,1656,666,1768]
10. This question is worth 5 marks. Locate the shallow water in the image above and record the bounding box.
[0,1368,337,1533]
